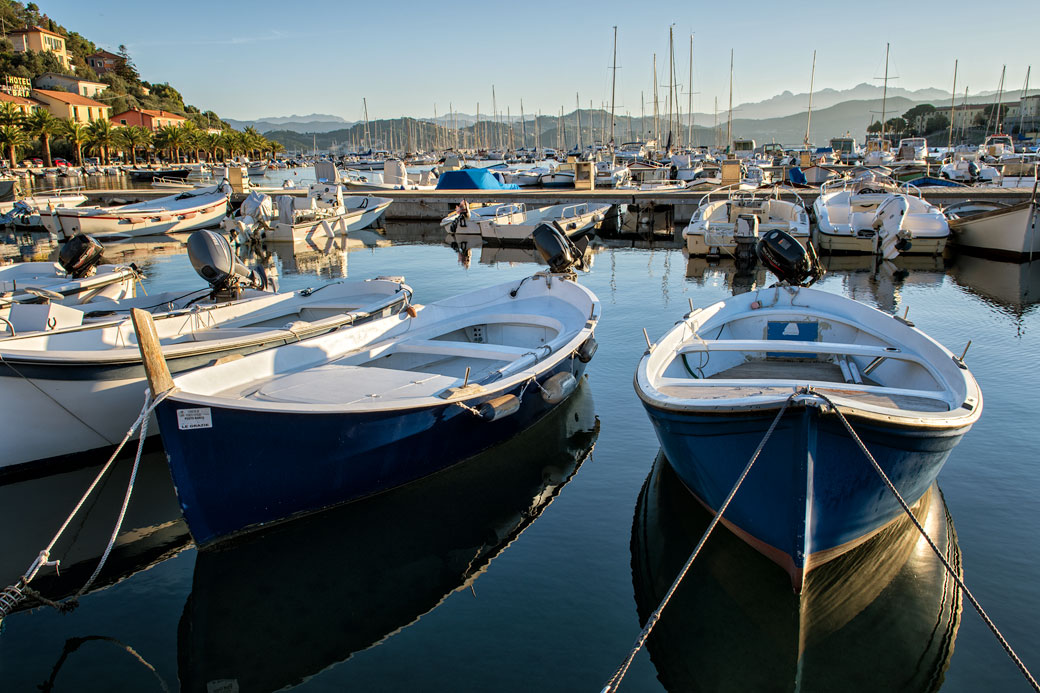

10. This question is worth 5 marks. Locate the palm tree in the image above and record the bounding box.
[23,109,58,167]
[200,132,222,162]
[179,121,202,162]
[0,103,25,129]
[60,119,87,166]
[115,125,152,166]
[0,124,29,168]
[85,119,116,165]
[155,125,188,163]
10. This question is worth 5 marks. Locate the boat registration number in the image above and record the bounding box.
[177,407,213,430]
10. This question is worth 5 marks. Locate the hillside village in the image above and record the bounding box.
[0,1,281,166]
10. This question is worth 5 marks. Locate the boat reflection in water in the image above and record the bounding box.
[0,451,190,607]
[631,454,962,693]
[179,380,599,692]
[950,255,1040,323]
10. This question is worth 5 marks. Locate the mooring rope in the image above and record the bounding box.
[601,392,798,693]
[0,388,171,632]
[811,390,1039,693]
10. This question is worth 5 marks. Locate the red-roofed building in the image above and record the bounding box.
[0,91,43,116]
[8,26,73,70]
[86,49,121,75]
[31,88,111,123]
[111,108,186,130]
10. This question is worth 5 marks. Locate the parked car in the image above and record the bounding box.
[31,158,43,167]
[54,157,70,167]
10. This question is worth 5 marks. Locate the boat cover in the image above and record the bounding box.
[435,169,519,190]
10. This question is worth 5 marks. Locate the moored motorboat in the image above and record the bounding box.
[140,227,600,545]
[0,231,411,473]
[946,196,1040,261]
[634,232,981,588]
[468,202,609,243]
[52,183,231,239]
[683,186,810,256]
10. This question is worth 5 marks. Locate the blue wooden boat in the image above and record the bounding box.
[141,230,599,546]
[634,234,981,589]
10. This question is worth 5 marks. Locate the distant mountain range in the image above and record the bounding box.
[224,113,356,134]
[244,83,1040,143]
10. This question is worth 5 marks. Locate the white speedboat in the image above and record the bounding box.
[939,158,1002,185]
[684,186,810,256]
[813,175,948,256]
[0,231,411,473]
[52,183,231,239]
[223,185,391,244]
[472,203,609,243]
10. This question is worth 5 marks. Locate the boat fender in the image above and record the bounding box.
[576,336,598,363]
[406,305,418,318]
[540,372,577,404]
[479,394,520,421]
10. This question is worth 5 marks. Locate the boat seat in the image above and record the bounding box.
[677,339,906,360]
[393,339,537,362]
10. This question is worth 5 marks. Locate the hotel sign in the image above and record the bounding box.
[1,75,31,98]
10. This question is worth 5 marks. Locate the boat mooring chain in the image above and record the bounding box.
[811,390,1039,693]
[0,388,171,633]
[601,392,799,693]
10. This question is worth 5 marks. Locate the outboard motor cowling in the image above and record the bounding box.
[533,224,582,273]
[58,234,104,278]
[187,229,261,298]
[756,229,824,287]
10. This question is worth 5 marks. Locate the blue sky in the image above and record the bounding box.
[42,0,1040,121]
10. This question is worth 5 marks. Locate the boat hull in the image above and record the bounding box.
[641,400,968,587]
[155,359,589,546]
[54,197,228,239]
[950,201,1040,261]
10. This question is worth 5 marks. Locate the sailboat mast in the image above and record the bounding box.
[363,98,371,151]
[653,54,659,144]
[805,50,816,147]
[610,25,617,148]
[948,60,957,151]
[726,49,733,152]
[880,42,889,144]
[576,93,582,151]
[1018,66,1031,136]
[667,26,674,148]
[989,65,1006,135]
[687,34,694,147]
[492,85,499,150]
[521,99,526,150]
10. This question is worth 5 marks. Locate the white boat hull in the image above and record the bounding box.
[950,201,1040,261]
[54,189,229,239]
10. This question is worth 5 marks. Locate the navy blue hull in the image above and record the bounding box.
[156,359,588,546]
[642,402,967,582]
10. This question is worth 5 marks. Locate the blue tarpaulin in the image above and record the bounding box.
[435,168,520,190]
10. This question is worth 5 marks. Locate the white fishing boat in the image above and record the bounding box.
[440,201,521,233]
[595,160,631,188]
[470,203,609,243]
[895,138,928,164]
[863,137,895,166]
[684,186,810,256]
[939,158,1002,185]
[946,194,1040,261]
[539,168,576,188]
[635,232,981,588]
[52,183,231,239]
[0,231,411,473]
[0,236,138,322]
[513,165,553,187]
[247,162,269,176]
[813,175,949,257]
[140,227,599,545]
[615,142,648,163]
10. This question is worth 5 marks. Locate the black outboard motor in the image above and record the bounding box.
[187,229,267,299]
[58,234,104,278]
[532,223,589,273]
[756,229,825,287]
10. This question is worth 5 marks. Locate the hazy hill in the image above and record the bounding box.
[225,114,355,134]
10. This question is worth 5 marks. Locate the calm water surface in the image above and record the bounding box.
[1,221,1038,692]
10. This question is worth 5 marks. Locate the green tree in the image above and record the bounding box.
[925,114,950,135]
[0,124,29,168]
[85,118,116,164]
[154,124,188,163]
[884,117,907,137]
[0,102,25,128]
[866,120,883,134]
[902,104,936,136]
[23,109,58,167]
[115,125,152,165]
[59,119,87,165]
[116,44,139,82]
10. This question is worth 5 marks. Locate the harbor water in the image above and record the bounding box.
[1,219,1039,691]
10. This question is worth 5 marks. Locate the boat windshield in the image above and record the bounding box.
[733,140,755,152]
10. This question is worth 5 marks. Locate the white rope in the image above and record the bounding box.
[811,391,1039,693]
[0,388,171,630]
[602,392,798,693]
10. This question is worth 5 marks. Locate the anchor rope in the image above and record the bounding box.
[811,391,1039,693]
[0,388,171,632]
[601,392,798,693]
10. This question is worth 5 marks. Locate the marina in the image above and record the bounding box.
[1,2,1040,690]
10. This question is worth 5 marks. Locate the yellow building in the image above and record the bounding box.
[31,89,110,123]
[7,26,73,70]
